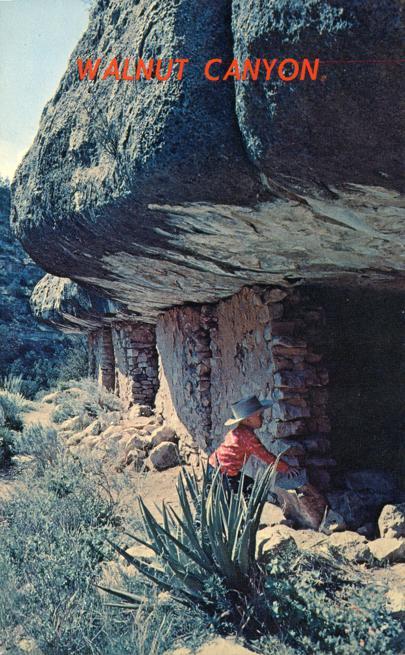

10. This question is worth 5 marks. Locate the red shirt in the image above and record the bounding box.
[209,425,288,476]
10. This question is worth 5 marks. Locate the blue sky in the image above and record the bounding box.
[0,0,89,179]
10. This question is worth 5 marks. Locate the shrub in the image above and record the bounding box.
[105,466,403,653]
[104,465,279,637]
[0,388,29,432]
[0,446,211,654]
[52,378,122,424]
[0,426,17,465]
[0,455,117,654]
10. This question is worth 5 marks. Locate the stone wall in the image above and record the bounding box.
[88,328,115,391]
[155,305,214,457]
[155,285,332,485]
[111,323,158,407]
[88,323,159,407]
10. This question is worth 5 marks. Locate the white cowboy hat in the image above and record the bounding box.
[224,395,273,426]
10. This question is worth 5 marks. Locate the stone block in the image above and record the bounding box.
[150,426,177,448]
[256,525,299,559]
[328,531,372,563]
[148,442,180,471]
[378,504,405,539]
[369,538,405,564]
[273,420,307,439]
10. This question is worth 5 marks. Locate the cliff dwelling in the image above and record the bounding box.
[10,0,405,530]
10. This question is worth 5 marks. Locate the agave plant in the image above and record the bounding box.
[100,460,280,631]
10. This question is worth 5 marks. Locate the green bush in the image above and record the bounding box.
[0,388,29,432]
[0,426,17,465]
[0,446,211,654]
[52,378,122,424]
[105,466,403,653]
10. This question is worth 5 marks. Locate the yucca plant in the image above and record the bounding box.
[101,461,280,634]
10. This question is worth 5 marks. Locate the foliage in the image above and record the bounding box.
[104,466,403,653]
[0,387,29,432]
[52,378,122,423]
[0,438,211,655]
[104,465,279,636]
[0,426,18,464]
[257,552,402,654]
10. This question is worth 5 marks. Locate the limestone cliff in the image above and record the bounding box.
[11,0,405,324]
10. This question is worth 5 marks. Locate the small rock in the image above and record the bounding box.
[369,538,405,564]
[125,544,155,564]
[100,425,122,439]
[260,502,290,528]
[320,509,346,535]
[148,442,180,471]
[168,637,258,655]
[150,426,177,448]
[58,415,82,431]
[41,391,60,404]
[128,404,153,421]
[378,504,405,539]
[17,638,44,655]
[125,449,146,470]
[386,587,405,620]
[327,531,372,563]
[256,525,299,559]
[128,415,157,430]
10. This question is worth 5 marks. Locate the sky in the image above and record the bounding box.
[0,0,90,180]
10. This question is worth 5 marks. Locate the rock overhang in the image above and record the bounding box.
[11,0,405,323]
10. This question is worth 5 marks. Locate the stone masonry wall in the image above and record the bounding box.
[111,322,158,408]
[88,323,159,408]
[154,285,332,485]
[88,328,115,391]
[155,305,214,457]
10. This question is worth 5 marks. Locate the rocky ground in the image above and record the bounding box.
[1,386,404,654]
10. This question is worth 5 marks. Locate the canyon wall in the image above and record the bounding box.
[10,0,405,501]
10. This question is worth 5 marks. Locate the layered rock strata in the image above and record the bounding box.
[10,0,405,324]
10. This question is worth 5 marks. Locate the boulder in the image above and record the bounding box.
[260,502,291,528]
[327,531,372,563]
[327,489,387,531]
[150,426,177,449]
[256,525,299,560]
[378,504,405,539]
[128,404,154,421]
[0,404,5,427]
[148,442,180,471]
[369,538,405,564]
[276,483,327,530]
[386,587,405,621]
[292,529,329,553]
[320,509,346,535]
[11,1,405,324]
